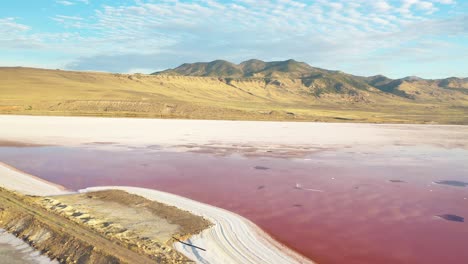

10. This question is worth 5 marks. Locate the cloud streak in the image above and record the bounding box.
[56,0,75,6]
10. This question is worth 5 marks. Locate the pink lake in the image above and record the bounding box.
[0,144,467,264]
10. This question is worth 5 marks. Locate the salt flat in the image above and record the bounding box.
[1,115,467,149]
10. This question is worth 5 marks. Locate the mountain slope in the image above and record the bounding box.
[154,59,468,102]
[161,60,243,77]
[155,59,327,78]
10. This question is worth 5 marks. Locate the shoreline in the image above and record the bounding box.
[0,162,313,263]
[2,113,468,127]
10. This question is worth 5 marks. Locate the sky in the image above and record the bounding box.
[0,0,467,78]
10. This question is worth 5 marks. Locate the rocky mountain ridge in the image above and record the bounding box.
[154,59,467,100]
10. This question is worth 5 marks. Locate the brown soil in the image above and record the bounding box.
[77,190,211,239]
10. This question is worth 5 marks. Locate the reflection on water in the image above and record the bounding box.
[0,144,467,264]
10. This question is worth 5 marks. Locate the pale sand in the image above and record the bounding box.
[1,115,467,150]
[81,186,313,264]
[0,163,312,263]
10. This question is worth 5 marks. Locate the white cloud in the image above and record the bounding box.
[56,0,89,5]
[53,15,83,21]
[0,18,46,50]
[0,18,30,32]
[415,1,437,13]
[433,0,455,4]
[327,2,344,10]
[56,0,74,6]
[373,1,392,12]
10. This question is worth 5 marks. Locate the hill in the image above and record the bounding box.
[155,59,328,78]
[155,59,468,101]
[0,64,467,124]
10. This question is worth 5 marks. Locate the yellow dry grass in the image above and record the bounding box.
[1,67,467,124]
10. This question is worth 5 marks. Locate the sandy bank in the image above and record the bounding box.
[82,186,313,264]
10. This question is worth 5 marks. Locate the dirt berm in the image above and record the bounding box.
[0,187,212,264]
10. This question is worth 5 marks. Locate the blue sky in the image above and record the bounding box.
[0,0,466,78]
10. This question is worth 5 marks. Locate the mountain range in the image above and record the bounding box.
[154,59,467,101]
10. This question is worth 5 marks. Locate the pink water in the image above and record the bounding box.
[0,145,467,264]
